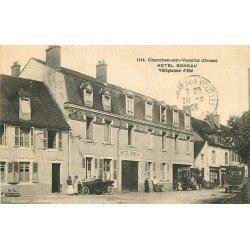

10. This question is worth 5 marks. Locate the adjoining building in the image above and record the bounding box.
[20,46,194,192]
[192,114,244,186]
[0,74,70,195]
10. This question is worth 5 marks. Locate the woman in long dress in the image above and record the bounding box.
[144,178,150,193]
[66,176,74,196]
[73,175,79,195]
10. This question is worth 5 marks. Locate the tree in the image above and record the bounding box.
[223,111,250,166]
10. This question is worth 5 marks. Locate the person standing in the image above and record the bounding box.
[144,178,150,193]
[73,175,79,195]
[66,176,74,196]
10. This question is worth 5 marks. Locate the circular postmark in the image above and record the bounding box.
[176,75,218,118]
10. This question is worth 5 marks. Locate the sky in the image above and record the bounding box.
[0,45,249,124]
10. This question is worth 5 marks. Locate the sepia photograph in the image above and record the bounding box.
[0,45,249,204]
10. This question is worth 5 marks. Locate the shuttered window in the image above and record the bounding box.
[15,127,20,146]
[0,162,6,183]
[31,127,34,147]
[86,117,93,141]
[32,162,38,183]
[19,162,30,182]
[0,124,6,146]
[20,127,30,147]
[104,120,111,143]
[43,129,48,149]
[58,131,62,150]
[113,160,117,180]
[99,159,103,179]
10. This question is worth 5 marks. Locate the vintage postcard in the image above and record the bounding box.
[0,45,249,204]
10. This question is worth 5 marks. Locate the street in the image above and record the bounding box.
[0,188,239,204]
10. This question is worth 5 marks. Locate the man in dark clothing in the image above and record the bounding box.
[144,178,150,193]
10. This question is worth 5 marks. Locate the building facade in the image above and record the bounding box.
[0,74,70,195]
[192,115,244,186]
[20,46,194,192]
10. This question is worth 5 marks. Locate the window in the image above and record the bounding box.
[185,113,190,130]
[128,125,134,145]
[201,154,205,163]
[85,157,93,179]
[86,117,94,141]
[104,120,111,143]
[145,101,153,120]
[225,152,228,165]
[103,159,111,181]
[126,95,134,116]
[20,98,31,113]
[20,127,31,147]
[173,110,179,126]
[174,134,179,151]
[103,93,111,111]
[162,132,166,150]
[19,162,30,182]
[1,162,6,182]
[160,106,167,123]
[161,163,167,180]
[145,161,154,179]
[187,136,191,152]
[147,128,153,149]
[48,130,57,149]
[212,150,216,164]
[0,124,6,145]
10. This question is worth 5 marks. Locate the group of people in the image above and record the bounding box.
[144,176,164,193]
[66,175,79,196]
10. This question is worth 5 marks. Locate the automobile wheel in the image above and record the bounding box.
[82,186,89,195]
[107,186,113,195]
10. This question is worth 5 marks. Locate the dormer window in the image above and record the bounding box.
[101,88,111,111]
[81,83,93,107]
[185,113,190,130]
[19,97,31,120]
[160,106,167,123]
[145,99,153,121]
[126,95,134,116]
[173,109,179,127]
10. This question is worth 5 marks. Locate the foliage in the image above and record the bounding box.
[223,111,250,166]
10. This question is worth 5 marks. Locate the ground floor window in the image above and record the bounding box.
[145,161,155,179]
[1,162,6,182]
[103,159,111,181]
[19,162,30,182]
[85,157,93,179]
[210,170,219,185]
[161,163,167,180]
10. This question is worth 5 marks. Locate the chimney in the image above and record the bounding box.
[11,61,21,77]
[46,45,61,69]
[206,113,220,128]
[96,60,107,83]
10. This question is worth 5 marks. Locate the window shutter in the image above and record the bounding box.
[14,126,20,147]
[58,131,62,150]
[13,162,19,183]
[95,158,98,169]
[82,157,86,169]
[113,160,117,180]
[153,162,156,172]
[32,162,38,183]
[43,129,48,149]
[2,124,6,146]
[7,162,14,183]
[99,159,103,179]
[30,127,34,147]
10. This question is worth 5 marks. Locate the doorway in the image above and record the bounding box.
[52,163,61,193]
[121,160,138,191]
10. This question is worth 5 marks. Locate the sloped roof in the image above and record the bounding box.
[32,58,192,131]
[0,74,70,130]
[191,117,232,149]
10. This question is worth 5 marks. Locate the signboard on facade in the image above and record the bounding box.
[119,149,143,160]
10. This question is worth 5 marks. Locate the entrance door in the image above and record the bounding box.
[122,160,138,191]
[52,163,61,193]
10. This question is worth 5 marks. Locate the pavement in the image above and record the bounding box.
[0,188,236,204]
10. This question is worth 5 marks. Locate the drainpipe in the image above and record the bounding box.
[117,121,121,192]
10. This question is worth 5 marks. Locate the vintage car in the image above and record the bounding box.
[224,166,246,193]
[79,179,114,195]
